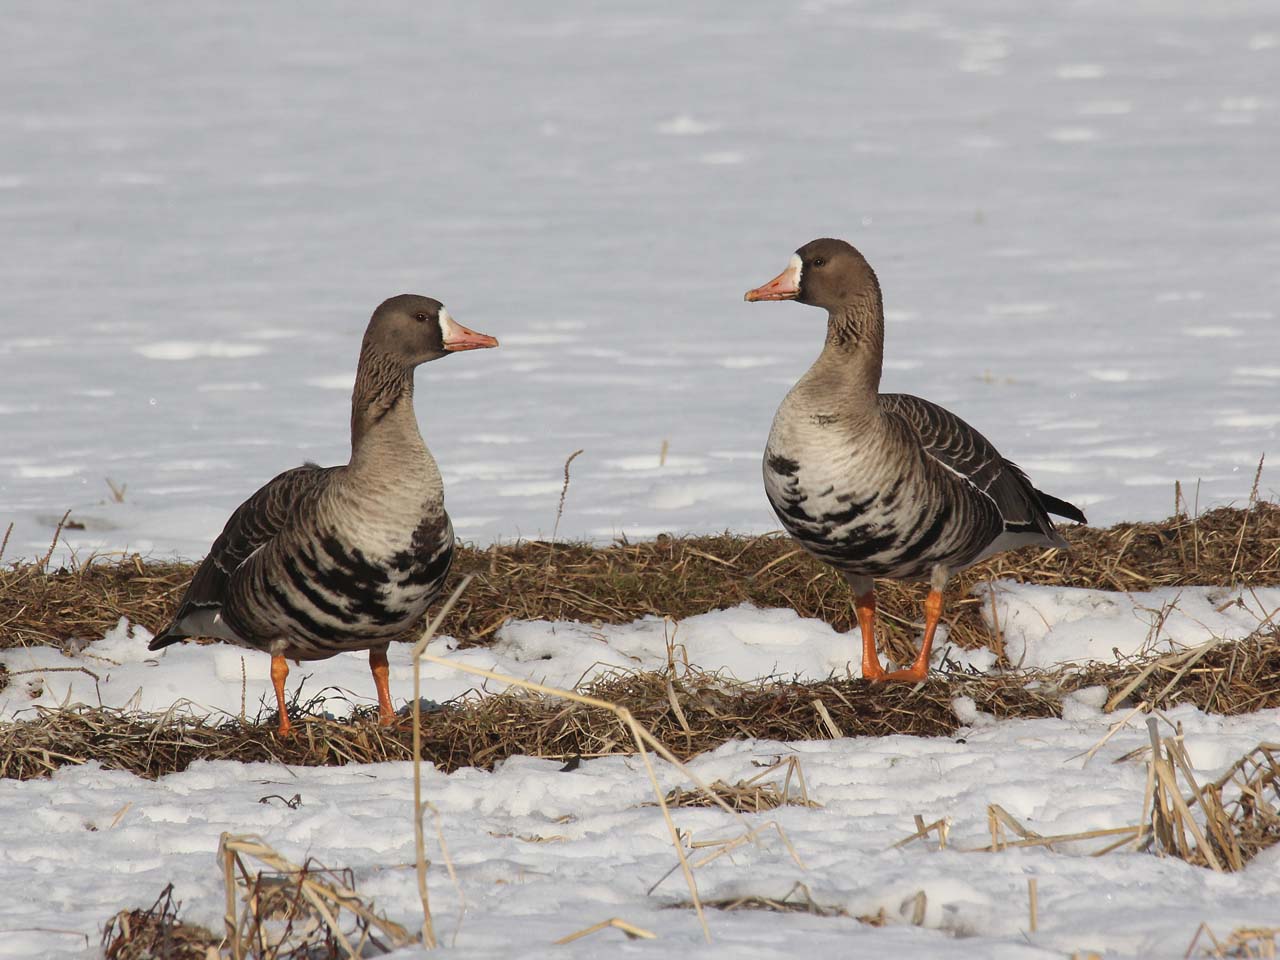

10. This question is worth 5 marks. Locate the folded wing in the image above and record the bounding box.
[148,463,334,648]
[881,393,1083,550]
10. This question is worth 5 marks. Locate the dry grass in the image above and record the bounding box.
[691,881,902,928]
[102,884,218,960]
[1074,630,1280,715]
[659,756,819,813]
[966,726,1280,873]
[698,882,860,921]
[218,833,410,959]
[102,837,412,960]
[1187,923,1280,958]
[0,671,1009,782]
[3,625,1277,783]
[553,917,656,944]
[0,556,194,657]
[3,504,1279,676]
[2,503,1278,781]
[1143,732,1280,872]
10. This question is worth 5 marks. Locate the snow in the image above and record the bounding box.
[4,588,1280,957]
[2,0,1279,564]
[2,700,1278,958]
[988,582,1280,670]
[0,607,858,723]
[3,2,1280,956]
[6,582,1276,725]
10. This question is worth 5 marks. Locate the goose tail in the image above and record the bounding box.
[147,625,187,651]
[1034,488,1087,526]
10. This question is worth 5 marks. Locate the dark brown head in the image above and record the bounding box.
[744,238,881,313]
[363,294,498,367]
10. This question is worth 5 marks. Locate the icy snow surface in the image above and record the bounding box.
[2,1,1279,564]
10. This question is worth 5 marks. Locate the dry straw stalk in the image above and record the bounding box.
[409,647,805,944]
[217,833,409,959]
[967,724,1280,871]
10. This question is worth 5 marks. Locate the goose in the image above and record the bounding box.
[149,294,498,735]
[744,239,1085,682]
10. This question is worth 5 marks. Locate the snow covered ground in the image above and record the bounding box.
[3,582,1279,723]
[2,583,1279,957]
[2,1,1279,564]
[2,686,1278,958]
[4,3,1280,957]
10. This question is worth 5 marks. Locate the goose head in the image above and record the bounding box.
[364,294,499,367]
[744,238,878,312]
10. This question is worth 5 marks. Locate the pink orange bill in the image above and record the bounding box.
[744,256,801,302]
[441,312,500,351]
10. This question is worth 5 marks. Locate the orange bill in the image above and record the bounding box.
[441,312,500,351]
[744,255,801,302]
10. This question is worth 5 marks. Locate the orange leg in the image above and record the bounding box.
[369,647,396,726]
[883,588,944,683]
[855,589,887,680]
[270,655,293,738]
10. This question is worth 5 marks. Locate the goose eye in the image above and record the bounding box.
[812,257,825,268]
[414,313,428,322]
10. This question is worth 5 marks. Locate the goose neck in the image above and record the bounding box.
[819,301,884,397]
[349,349,424,464]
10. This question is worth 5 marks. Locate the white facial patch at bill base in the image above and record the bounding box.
[776,253,803,296]
[437,307,457,345]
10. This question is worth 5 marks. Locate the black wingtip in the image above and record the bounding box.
[1035,489,1087,526]
[147,628,186,651]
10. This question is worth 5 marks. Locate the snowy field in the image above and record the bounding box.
[2,1,1279,564]
[3,584,1279,958]
[4,3,1280,958]
[4,706,1279,960]
[4,582,1280,723]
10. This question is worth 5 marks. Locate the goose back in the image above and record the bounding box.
[880,393,1070,561]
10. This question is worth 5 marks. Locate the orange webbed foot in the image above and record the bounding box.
[861,659,889,681]
[881,663,930,683]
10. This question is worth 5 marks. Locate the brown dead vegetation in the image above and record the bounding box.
[1,621,1276,783]
[102,884,217,960]
[2,504,1278,677]
[1,504,1278,782]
